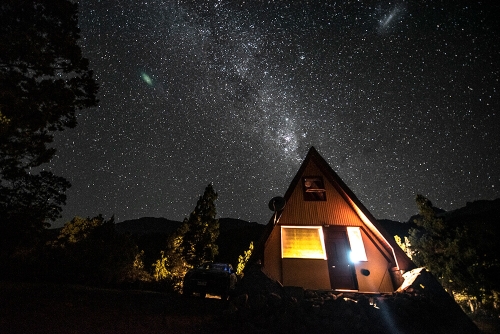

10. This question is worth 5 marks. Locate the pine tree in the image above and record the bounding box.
[408,195,454,292]
[151,184,220,290]
[408,195,500,306]
[180,184,220,267]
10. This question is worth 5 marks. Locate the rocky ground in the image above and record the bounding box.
[1,270,498,334]
[222,265,497,334]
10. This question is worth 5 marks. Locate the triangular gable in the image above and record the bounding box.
[253,146,415,273]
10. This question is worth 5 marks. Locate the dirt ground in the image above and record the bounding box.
[1,281,498,334]
[0,281,229,334]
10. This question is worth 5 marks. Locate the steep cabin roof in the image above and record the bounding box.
[252,146,415,273]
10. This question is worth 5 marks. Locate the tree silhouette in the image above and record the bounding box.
[409,195,500,312]
[0,0,98,255]
[408,195,449,283]
[51,215,146,286]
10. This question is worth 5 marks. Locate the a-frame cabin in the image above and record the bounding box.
[256,147,415,293]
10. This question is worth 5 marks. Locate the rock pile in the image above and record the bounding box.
[218,264,480,334]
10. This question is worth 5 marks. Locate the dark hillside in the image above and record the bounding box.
[115,217,182,235]
[377,219,415,239]
[216,218,266,266]
[377,198,500,240]
[445,198,500,222]
[115,217,182,268]
[116,217,265,268]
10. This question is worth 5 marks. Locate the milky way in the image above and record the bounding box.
[47,1,500,227]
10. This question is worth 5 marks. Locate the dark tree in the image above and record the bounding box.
[409,195,500,311]
[0,0,98,254]
[408,195,450,281]
[1,171,70,253]
[50,215,145,286]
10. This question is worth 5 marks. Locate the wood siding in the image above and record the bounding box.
[263,158,397,291]
[282,258,331,289]
[262,224,282,283]
[278,161,364,227]
[353,227,394,292]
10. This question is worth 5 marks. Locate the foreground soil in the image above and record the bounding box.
[0,281,228,333]
[1,281,498,334]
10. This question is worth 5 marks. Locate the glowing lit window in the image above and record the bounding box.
[347,226,368,262]
[303,177,326,201]
[281,226,327,259]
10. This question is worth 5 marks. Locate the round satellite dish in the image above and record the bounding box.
[268,196,286,212]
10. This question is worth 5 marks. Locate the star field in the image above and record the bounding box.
[48,1,500,227]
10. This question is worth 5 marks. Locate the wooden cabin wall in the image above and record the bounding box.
[262,157,400,292]
[354,228,395,292]
[262,224,283,283]
[279,161,364,227]
[282,258,331,289]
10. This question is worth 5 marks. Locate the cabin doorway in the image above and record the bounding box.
[324,227,358,290]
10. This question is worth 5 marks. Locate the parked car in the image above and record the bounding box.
[183,262,237,300]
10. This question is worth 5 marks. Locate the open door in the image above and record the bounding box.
[324,228,358,290]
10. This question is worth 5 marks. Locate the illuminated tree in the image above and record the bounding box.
[394,235,412,259]
[236,241,253,277]
[180,184,220,267]
[152,184,220,290]
[52,215,106,246]
[152,228,191,291]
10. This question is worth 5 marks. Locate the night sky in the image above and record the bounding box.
[47,1,500,228]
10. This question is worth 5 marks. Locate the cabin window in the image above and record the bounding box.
[346,226,368,262]
[281,226,327,259]
[303,176,326,201]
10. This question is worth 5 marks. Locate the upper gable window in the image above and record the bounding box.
[303,176,326,201]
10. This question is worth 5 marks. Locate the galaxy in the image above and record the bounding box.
[47,1,500,227]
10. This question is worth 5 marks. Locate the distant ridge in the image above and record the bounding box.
[377,219,415,239]
[116,217,263,236]
[116,217,415,240]
[115,217,182,235]
[377,198,500,240]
